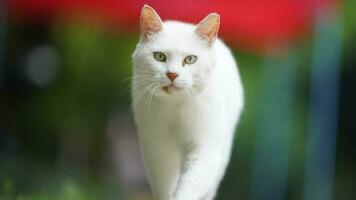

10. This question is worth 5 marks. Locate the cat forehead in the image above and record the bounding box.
[163,21,195,34]
[148,21,206,52]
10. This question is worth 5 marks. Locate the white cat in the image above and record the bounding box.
[132,5,244,200]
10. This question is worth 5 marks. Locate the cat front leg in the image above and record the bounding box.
[172,143,226,200]
[139,131,182,200]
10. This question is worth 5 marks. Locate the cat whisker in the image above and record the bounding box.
[120,78,155,96]
[187,87,195,104]
[147,84,160,113]
[134,76,163,83]
[143,83,159,113]
[136,69,156,73]
[119,85,132,96]
[192,79,205,85]
[122,76,148,82]
[122,76,135,82]
[133,83,157,106]
[136,71,157,76]
[132,78,162,88]
[174,80,192,86]
[193,77,204,81]
[192,80,203,90]
[132,79,155,85]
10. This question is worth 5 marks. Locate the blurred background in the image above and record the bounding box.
[1,0,355,199]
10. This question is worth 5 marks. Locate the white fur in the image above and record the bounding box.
[132,20,244,200]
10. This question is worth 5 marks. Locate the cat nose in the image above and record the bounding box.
[166,72,179,81]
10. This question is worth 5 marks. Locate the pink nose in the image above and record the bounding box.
[166,72,179,81]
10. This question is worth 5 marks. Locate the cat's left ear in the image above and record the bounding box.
[140,5,163,41]
[196,13,220,46]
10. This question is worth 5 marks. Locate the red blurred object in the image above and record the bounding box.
[7,0,338,52]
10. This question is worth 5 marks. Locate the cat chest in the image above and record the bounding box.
[142,102,214,132]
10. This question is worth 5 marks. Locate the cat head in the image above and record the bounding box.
[132,5,220,99]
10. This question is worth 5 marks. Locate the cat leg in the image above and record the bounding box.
[200,190,217,200]
[139,134,181,200]
[200,169,227,200]
[172,145,226,200]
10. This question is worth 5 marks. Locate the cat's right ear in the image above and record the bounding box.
[140,5,163,41]
[196,13,220,46]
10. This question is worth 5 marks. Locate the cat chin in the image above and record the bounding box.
[153,86,189,98]
[162,85,181,95]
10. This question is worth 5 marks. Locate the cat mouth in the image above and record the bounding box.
[162,84,180,94]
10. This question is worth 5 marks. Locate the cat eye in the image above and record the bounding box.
[153,52,166,62]
[183,55,197,65]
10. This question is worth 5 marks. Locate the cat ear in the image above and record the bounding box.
[196,13,220,45]
[140,5,163,40]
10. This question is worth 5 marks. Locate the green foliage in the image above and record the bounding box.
[0,177,123,200]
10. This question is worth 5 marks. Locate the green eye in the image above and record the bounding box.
[153,52,166,62]
[183,55,197,65]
